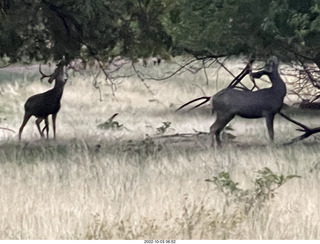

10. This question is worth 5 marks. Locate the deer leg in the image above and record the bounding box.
[36,118,44,138]
[265,114,275,141]
[52,114,57,139]
[40,117,49,138]
[19,113,32,141]
[210,113,234,147]
[44,117,49,139]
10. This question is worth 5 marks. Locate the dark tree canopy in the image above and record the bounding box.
[163,0,320,65]
[0,0,173,63]
[1,0,320,67]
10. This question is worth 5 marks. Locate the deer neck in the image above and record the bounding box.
[268,70,287,95]
[52,78,65,95]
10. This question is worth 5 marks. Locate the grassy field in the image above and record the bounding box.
[0,59,319,239]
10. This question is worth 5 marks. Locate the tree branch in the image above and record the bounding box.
[183,47,226,60]
[131,62,154,96]
[151,130,209,139]
[134,58,199,81]
[0,127,15,133]
[279,112,320,144]
[227,60,254,89]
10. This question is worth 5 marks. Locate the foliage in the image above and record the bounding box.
[164,0,320,62]
[2,0,320,100]
[254,167,301,200]
[125,136,163,158]
[209,171,240,194]
[156,121,171,134]
[2,0,320,64]
[163,0,270,57]
[97,114,123,130]
[206,167,301,214]
[0,0,172,63]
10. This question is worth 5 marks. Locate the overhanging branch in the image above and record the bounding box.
[183,47,226,60]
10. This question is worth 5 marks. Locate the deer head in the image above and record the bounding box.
[263,56,279,73]
[39,60,68,84]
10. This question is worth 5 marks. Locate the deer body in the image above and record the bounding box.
[210,56,286,146]
[19,61,67,140]
[24,86,64,118]
[212,86,285,119]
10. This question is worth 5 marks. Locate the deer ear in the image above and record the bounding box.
[267,56,279,64]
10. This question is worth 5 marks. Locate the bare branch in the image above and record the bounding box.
[141,58,199,81]
[151,130,209,139]
[203,59,209,85]
[284,126,320,145]
[192,83,208,96]
[91,69,103,102]
[279,112,320,144]
[183,47,226,60]
[216,58,236,78]
[0,127,15,133]
[176,62,254,112]
[94,58,119,99]
[282,61,320,103]
[279,112,309,131]
[131,62,154,96]
[227,60,254,89]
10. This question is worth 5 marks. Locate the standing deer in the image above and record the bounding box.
[19,60,68,141]
[177,56,287,146]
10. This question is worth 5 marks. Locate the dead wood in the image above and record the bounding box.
[151,130,209,139]
[279,112,320,144]
[0,127,15,133]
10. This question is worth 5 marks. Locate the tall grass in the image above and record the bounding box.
[0,60,319,239]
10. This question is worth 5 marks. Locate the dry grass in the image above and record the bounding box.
[0,59,319,239]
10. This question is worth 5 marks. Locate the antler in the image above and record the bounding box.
[228,59,254,89]
[176,62,254,112]
[176,96,211,112]
[39,64,52,81]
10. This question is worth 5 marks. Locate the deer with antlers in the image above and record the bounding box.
[177,56,287,146]
[19,60,68,141]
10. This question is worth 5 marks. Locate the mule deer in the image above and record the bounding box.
[211,56,287,145]
[19,60,68,140]
[178,56,287,146]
